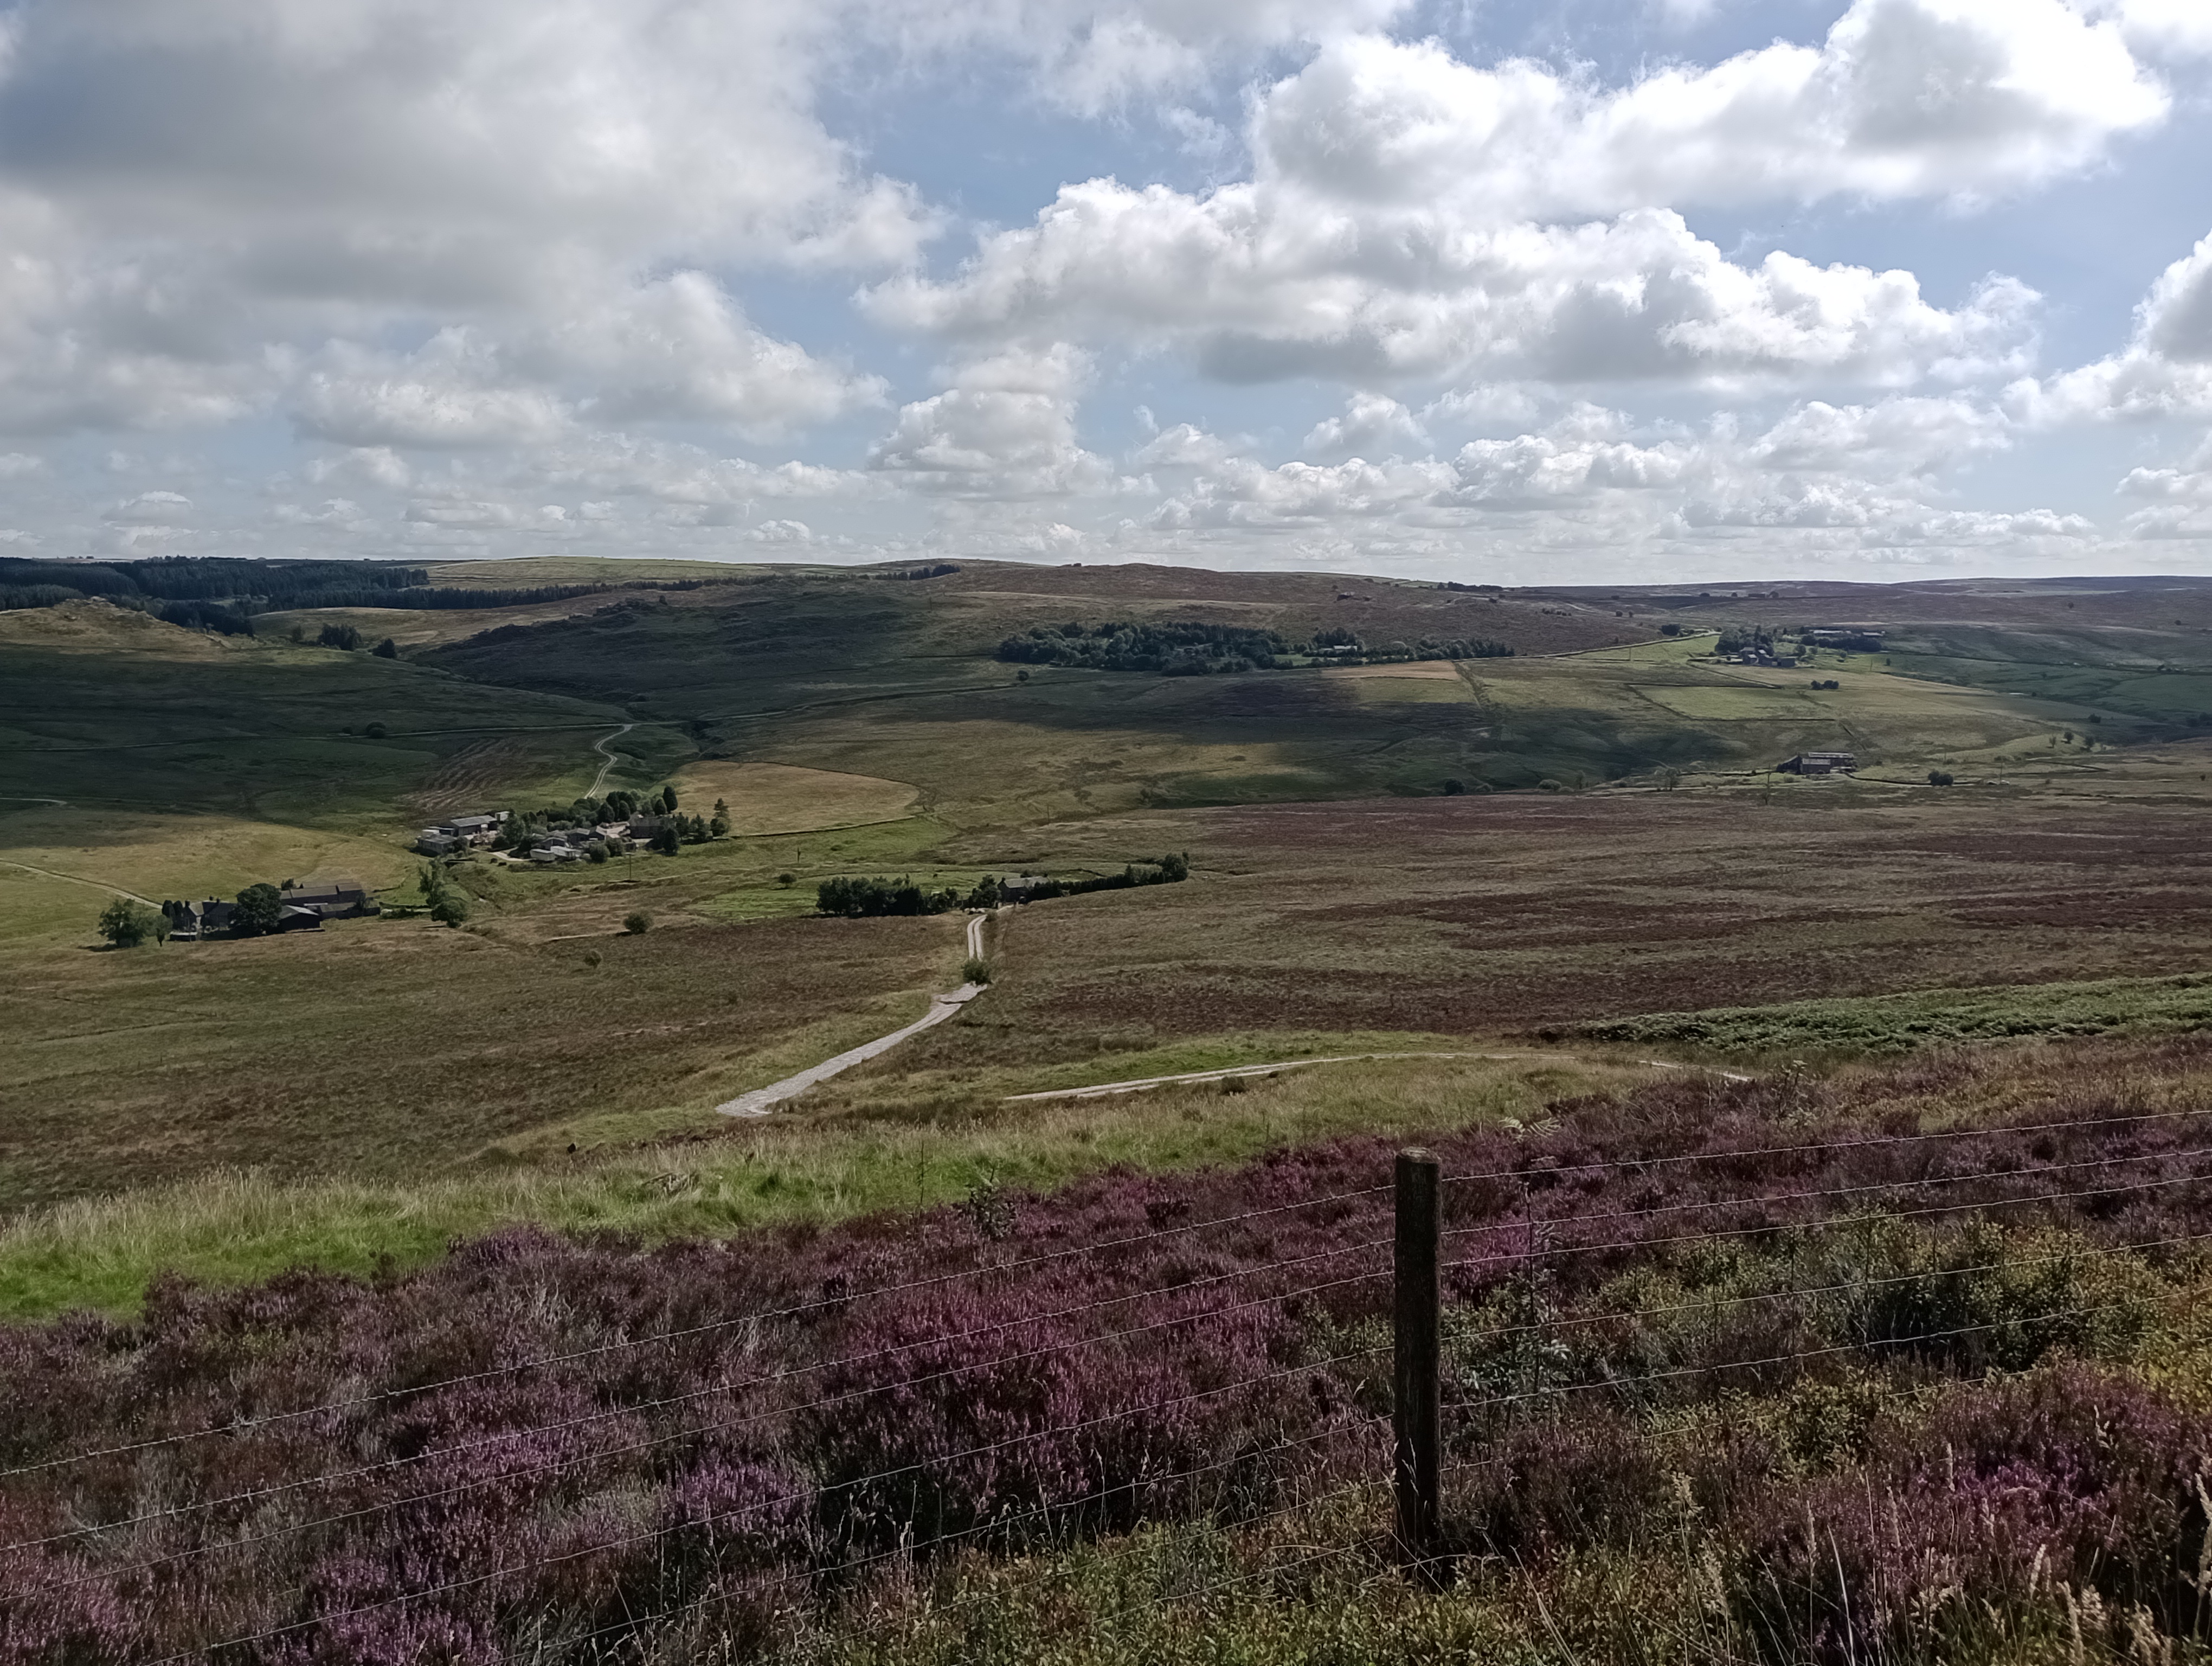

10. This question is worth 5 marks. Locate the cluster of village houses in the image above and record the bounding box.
[153,798,687,941]
[1725,626,1885,669]
[416,808,679,864]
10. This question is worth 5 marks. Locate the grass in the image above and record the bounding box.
[0,1048,1640,1319]
[1567,971,2212,1057]
[0,601,641,828]
[905,788,2212,1071]
[10,568,2212,1322]
[667,760,920,831]
[0,908,964,1210]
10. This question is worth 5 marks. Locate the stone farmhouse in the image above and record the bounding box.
[1775,751,1857,775]
[161,877,377,939]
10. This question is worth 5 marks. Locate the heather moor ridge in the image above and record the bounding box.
[7,555,2212,1663]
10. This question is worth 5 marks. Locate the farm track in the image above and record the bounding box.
[0,859,156,906]
[1003,1051,1751,1102]
[588,722,636,797]
[715,912,991,1118]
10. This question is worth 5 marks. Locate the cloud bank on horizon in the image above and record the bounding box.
[0,0,2209,582]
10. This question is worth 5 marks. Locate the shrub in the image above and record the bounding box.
[363,721,387,739]
[95,898,166,948]
[1443,779,1465,795]
[1928,770,1954,786]
[370,637,398,659]
[624,911,652,934]
[1536,777,1564,792]
[1660,622,1681,636]
[777,872,795,887]
[961,957,992,985]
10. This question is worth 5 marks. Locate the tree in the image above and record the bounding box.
[429,892,471,927]
[317,623,362,651]
[652,824,681,857]
[710,798,731,838]
[661,785,679,813]
[234,883,284,935]
[371,638,398,659]
[1443,778,1465,795]
[1928,770,1955,787]
[624,911,652,934]
[98,897,166,947]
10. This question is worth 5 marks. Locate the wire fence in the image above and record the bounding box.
[4,1095,2207,1663]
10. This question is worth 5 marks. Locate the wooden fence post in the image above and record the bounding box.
[1394,1148,1443,1580]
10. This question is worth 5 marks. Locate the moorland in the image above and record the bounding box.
[7,557,2212,1663]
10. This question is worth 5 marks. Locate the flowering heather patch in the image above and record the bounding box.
[3,1039,2212,1661]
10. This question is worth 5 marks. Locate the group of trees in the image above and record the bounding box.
[998,620,1290,675]
[816,854,1191,919]
[814,876,979,918]
[97,898,169,947]
[1714,627,1776,657]
[417,864,471,927]
[996,620,1513,676]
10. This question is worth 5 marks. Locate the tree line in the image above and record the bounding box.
[816,854,1190,918]
[996,620,1513,675]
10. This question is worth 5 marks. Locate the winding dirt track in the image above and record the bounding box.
[715,911,991,1118]
[1004,1052,1751,1103]
[714,906,1750,1119]
[587,723,636,797]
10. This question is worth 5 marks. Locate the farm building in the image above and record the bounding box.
[1775,751,1857,775]
[278,878,378,918]
[416,810,506,855]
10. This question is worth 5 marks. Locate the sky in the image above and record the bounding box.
[1,0,2210,584]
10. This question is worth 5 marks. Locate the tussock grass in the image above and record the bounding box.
[0,1050,1636,1319]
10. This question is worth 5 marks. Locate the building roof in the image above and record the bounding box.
[282,878,368,902]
